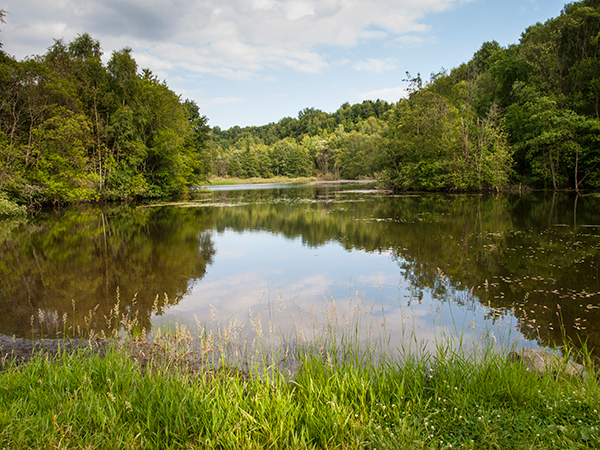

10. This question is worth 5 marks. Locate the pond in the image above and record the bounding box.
[1,182,599,358]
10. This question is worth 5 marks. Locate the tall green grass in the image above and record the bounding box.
[1,297,599,450]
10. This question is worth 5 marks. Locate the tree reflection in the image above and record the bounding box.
[0,205,215,338]
[202,188,600,355]
[1,188,599,357]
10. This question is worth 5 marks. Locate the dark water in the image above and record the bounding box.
[1,183,599,356]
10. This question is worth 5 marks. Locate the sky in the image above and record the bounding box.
[0,0,568,130]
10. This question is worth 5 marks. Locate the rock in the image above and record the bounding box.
[507,349,584,376]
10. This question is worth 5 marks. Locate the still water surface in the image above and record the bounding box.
[1,182,599,356]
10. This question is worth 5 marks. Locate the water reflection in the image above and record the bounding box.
[0,187,599,357]
[0,205,215,338]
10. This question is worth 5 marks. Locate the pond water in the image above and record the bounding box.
[1,182,599,357]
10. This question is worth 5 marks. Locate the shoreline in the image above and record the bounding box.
[1,332,598,449]
[203,176,377,186]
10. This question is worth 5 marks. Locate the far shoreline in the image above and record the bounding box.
[203,176,377,186]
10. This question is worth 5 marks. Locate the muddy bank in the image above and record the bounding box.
[0,335,173,374]
[0,335,109,369]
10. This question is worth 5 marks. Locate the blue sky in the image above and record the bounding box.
[1,0,567,129]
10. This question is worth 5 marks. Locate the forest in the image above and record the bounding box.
[0,12,211,211]
[1,0,600,213]
[211,0,600,192]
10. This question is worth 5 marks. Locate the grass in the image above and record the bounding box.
[207,176,318,185]
[1,304,599,450]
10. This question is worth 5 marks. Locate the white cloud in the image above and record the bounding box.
[354,57,397,73]
[252,0,276,11]
[359,86,408,103]
[3,0,466,78]
[284,1,315,21]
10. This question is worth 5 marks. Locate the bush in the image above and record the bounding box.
[0,196,26,217]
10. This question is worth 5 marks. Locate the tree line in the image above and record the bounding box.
[0,14,211,211]
[210,0,600,191]
[210,100,392,180]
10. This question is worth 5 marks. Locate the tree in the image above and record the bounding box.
[30,108,99,203]
[0,9,6,50]
[385,73,512,191]
[0,34,213,205]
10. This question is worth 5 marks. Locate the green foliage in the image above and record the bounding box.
[30,108,99,203]
[0,194,26,217]
[211,100,392,180]
[210,0,600,190]
[383,0,600,191]
[0,32,211,205]
[5,1,600,194]
[385,78,513,191]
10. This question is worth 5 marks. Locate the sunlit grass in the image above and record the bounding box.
[2,288,599,449]
[207,176,317,185]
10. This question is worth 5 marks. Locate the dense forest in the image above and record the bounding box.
[0,11,211,212]
[210,0,600,192]
[385,0,600,192]
[210,100,393,180]
[1,0,600,214]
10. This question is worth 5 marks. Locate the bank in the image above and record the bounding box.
[1,331,598,449]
